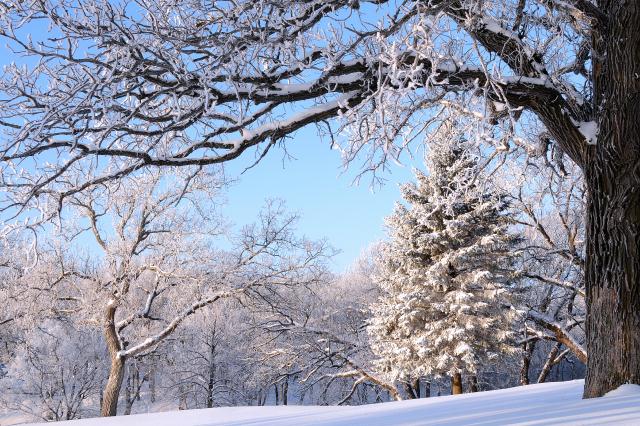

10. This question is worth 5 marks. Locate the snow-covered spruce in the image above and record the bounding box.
[368,131,521,391]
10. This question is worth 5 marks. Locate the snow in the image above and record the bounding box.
[604,384,640,398]
[16,380,640,426]
[192,91,358,156]
[576,120,598,145]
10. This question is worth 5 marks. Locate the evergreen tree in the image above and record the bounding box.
[368,133,521,392]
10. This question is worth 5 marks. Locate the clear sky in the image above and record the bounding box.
[0,19,422,273]
[223,126,418,272]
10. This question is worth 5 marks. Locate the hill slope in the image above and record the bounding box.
[26,380,640,426]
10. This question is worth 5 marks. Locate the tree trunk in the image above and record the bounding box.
[402,382,417,399]
[206,370,215,408]
[102,353,125,416]
[178,386,187,410]
[451,372,463,395]
[124,374,133,415]
[412,378,421,398]
[282,378,288,405]
[468,375,478,393]
[101,301,125,417]
[149,368,156,403]
[520,332,536,385]
[584,1,640,398]
[538,342,562,384]
[206,329,217,408]
[274,383,280,405]
[206,355,215,407]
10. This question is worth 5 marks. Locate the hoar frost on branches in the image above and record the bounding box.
[368,129,522,389]
[1,0,640,399]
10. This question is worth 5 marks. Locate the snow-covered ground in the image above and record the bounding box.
[14,380,640,426]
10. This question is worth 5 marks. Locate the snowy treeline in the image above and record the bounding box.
[0,132,586,423]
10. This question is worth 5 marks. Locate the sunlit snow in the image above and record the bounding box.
[17,380,640,426]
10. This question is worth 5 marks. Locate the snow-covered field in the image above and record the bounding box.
[12,380,640,426]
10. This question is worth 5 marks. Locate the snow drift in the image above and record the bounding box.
[16,379,640,426]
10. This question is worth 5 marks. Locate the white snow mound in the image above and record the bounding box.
[20,379,640,426]
[604,383,640,398]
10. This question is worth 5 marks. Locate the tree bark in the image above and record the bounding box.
[124,374,132,415]
[101,301,126,417]
[402,382,417,399]
[451,372,463,395]
[412,378,421,398]
[282,378,288,406]
[149,368,156,403]
[468,375,478,393]
[520,338,536,385]
[206,335,216,408]
[538,342,562,384]
[274,383,280,405]
[178,386,187,410]
[583,1,640,398]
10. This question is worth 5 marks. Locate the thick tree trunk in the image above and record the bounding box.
[101,301,126,417]
[451,372,463,395]
[584,1,640,398]
[102,353,125,416]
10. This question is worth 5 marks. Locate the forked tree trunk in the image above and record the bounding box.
[451,372,463,395]
[101,301,126,417]
[584,1,640,398]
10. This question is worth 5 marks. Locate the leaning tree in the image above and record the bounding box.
[0,0,637,398]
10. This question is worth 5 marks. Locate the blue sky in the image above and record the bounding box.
[223,126,418,272]
[0,10,423,273]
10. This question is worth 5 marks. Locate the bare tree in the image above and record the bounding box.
[253,247,405,405]
[17,162,330,417]
[0,320,106,422]
[164,302,254,409]
[503,155,587,381]
[0,0,638,397]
